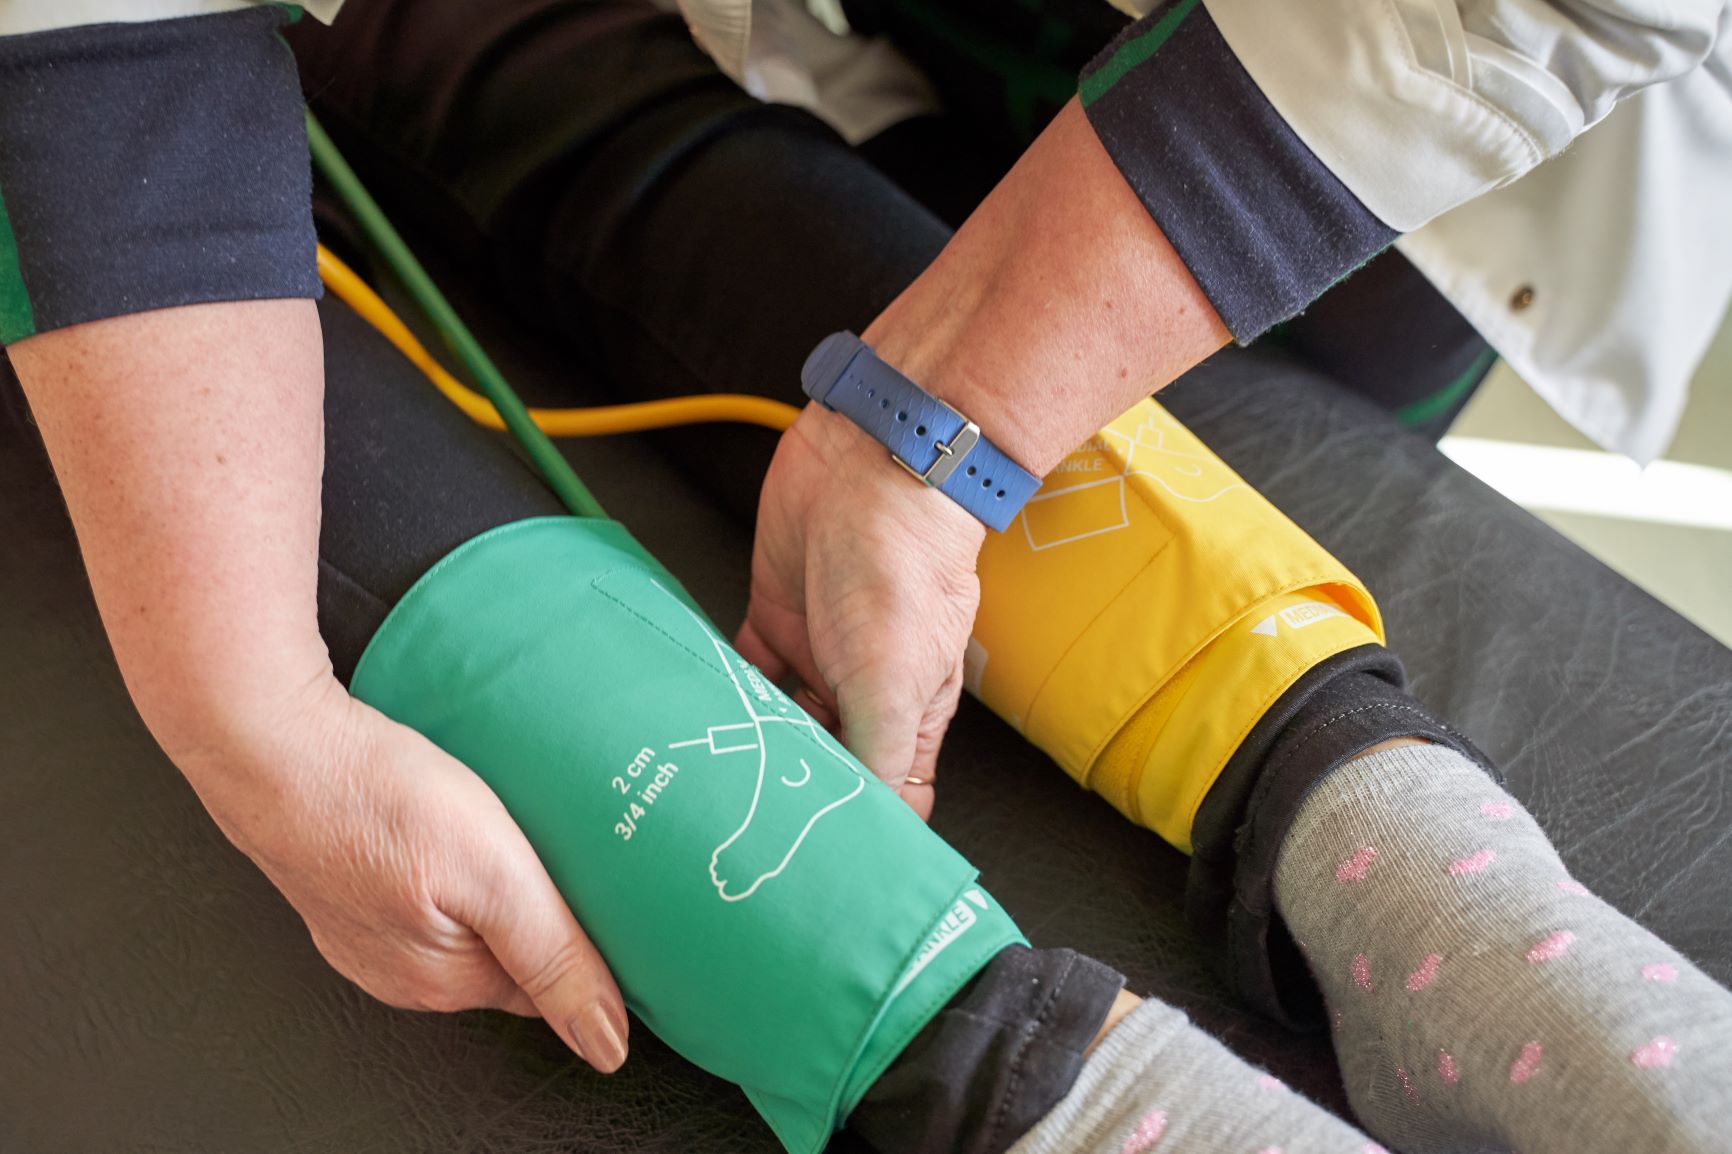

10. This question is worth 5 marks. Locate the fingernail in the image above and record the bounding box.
[572,1002,627,1073]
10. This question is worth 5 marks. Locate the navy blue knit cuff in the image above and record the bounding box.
[1079,0,1395,342]
[0,8,320,345]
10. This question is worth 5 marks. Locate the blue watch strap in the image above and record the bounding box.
[800,332,1041,532]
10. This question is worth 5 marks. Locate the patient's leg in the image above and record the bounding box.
[311,292,1381,1154]
[1151,605,1732,1154]
[311,292,1316,1143]
[314,299,568,682]
[288,0,947,525]
[298,9,1729,1151]
[964,397,1732,1151]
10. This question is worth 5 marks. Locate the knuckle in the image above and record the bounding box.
[305,904,488,1017]
[518,936,597,1003]
[395,954,488,1014]
[328,956,428,1013]
[412,981,478,1015]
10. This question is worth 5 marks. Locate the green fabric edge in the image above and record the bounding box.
[1079,0,1200,107]
[1395,346,1499,428]
[744,877,1026,1154]
[0,182,37,344]
[351,517,692,690]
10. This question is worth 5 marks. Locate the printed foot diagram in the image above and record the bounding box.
[1019,406,1248,551]
[654,581,868,903]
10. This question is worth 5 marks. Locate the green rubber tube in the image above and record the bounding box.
[350,517,1025,1153]
[305,112,607,519]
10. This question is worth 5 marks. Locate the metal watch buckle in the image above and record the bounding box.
[893,405,981,489]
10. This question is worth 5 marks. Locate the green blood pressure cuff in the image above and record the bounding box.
[349,517,1024,1153]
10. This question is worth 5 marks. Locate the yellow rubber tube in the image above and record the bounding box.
[317,244,801,437]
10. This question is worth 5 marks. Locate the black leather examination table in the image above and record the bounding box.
[3,294,1728,1153]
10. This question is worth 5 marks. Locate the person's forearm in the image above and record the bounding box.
[861,99,1230,478]
[740,100,1229,798]
[11,300,332,761]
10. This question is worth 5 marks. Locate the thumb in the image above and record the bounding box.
[460,835,629,1073]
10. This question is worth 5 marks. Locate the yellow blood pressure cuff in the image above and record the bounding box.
[350,518,1024,1154]
[969,399,1497,1024]
[968,397,1386,854]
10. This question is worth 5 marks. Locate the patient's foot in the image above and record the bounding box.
[1006,994,1375,1154]
[1276,743,1732,1154]
[709,716,867,902]
[852,949,1378,1154]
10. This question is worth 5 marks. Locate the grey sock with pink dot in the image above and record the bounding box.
[1007,996,1377,1154]
[1274,744,1732,1154]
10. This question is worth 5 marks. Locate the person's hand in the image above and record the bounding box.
[13,302,632,1072]
[178,676,631,1072]
[738,102,1229,813]
[737,402,985,820]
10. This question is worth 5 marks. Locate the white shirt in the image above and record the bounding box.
[682,0,1732,462]
[0,0,345,36]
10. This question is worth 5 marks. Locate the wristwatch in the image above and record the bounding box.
[799,331,1041,532]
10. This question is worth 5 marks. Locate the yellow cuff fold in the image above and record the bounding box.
[969,399,1383,853]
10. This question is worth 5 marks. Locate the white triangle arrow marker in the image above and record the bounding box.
[1250,614,1279,637]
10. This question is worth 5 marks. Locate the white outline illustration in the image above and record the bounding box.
[652,581,867,903]
[1019,410,1248,551]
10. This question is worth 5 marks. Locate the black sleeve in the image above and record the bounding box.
[1078,0,1396,342]
[0,7,319,345]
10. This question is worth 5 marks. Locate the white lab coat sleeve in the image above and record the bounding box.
[1204,0,1728,229]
